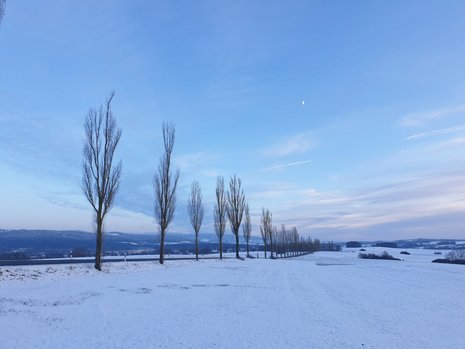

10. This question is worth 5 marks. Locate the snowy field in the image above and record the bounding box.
[1,248,464,348]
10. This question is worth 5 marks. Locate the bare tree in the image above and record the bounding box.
[0,0,5,25]
[82,91,122,271]
[214,176,228,260]
[447,250,465,260]
[291,226,299,256]
[277,225,287,258]
[272,224,311,258]
[260,208,272,258]
[271,226,279,258]
[153,122,180,264]
[226,175,246,259]
[281,224,288,257]
[266,220,274,259]
[242,203,252,258]
[188,180,204,261]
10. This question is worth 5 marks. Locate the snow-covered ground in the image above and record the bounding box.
[1,248,464,348]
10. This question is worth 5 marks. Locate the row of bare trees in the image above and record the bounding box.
[81,92,316,270]
[189,175,247,261]
[273,225,320,258]
[190,176,320,261]
[260,209,319,258]
[82,94,180,269]
[81,93,250,269]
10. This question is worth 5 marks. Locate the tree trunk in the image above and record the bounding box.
[219,238,223,260]
[235,231,240,259]
[246,240,250,258]
[159,230,165,264]
[94,217,103,271]
[270,238,273,259]
[195,233,199,261]
[264,241,267,259]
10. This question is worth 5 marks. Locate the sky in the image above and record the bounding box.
[0,1,464,241]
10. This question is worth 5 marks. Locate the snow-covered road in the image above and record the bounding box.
[1,249,464,348]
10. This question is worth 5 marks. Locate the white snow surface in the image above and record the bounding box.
[1,248,464,348]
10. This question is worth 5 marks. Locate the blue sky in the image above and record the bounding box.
[0,1,464,240]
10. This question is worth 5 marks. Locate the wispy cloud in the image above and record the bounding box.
[0,111,82,184]
[406,125,465,140]
[434,137,465,148]
[202,77,255,106]
[174,152,224,172]
[400,105,465,127]
[263,133,315,157]
[269,172,465,239]
[254,160,312,173]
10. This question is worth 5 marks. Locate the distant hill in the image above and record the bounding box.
[0,229,263,259]
[349,238,465,250]
[2,230,463,260]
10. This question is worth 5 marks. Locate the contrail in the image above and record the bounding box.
[406,125,465,140]
[255,160,312,173]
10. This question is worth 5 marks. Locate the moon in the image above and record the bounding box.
[301,100,305,106]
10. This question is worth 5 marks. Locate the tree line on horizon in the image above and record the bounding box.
[82,92,318,271]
